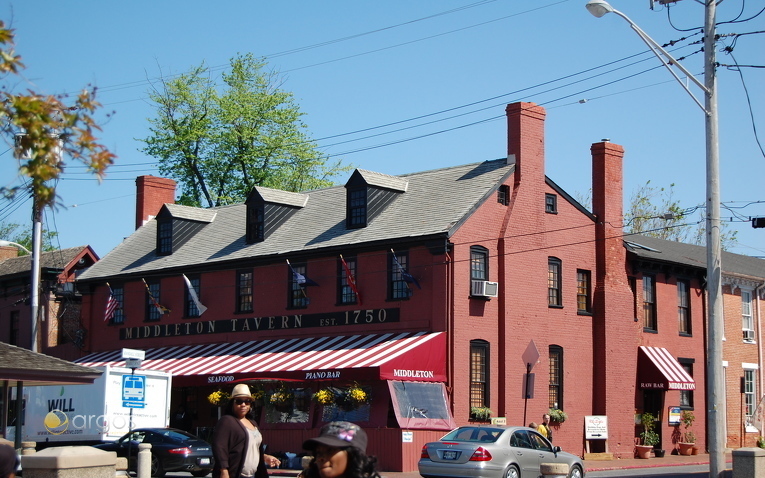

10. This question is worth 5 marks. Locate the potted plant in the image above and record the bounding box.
[548,408,568,424]
[678,410,696,455]
[470,406,493,421]
[312,387,335,406]
[268,382,295,411]
[636,412,659,458]
[207,390,230,406]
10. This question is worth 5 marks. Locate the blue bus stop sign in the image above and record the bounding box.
[123,375,146,408]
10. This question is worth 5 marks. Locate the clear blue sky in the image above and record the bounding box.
[2,0,763,257]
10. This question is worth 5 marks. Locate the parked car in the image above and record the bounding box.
[418,425,584,478]
[93,427,214,477]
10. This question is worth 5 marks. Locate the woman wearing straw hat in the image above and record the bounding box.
[212,384,281,478]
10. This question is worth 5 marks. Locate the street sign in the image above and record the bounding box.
[121,348,145,360]
[585,415,609,440]
[522,340,540,370]
[125,357,142,369]
[122,375,146,409]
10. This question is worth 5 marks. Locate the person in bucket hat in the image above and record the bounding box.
[302,421,380,478]
[212,384,281,478]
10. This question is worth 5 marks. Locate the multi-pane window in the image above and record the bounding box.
[236,270,253,313]
[390,251,412,300]
[471,246,489,281]
[9,310,19,345]
[348,189,367,228]
[678,280,691,335]
[744,368,756,418]
[549,345,563,410]
[185,276,202,318]
[679,360,694,407]
[498,185,510,206]
[157,220,172,255]
[576,270,591,313]
[289,263,310,308]
[545,193,557,213]
[112,286,125,324]
[470,340,489,408]
[548,258,562,307]
[643,275,657,331]
[145,281,163,321]
[338,257,358,305]
[743,290,754,342]
[246,203,264,243]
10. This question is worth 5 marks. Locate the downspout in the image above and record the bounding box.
[445,243,455,414]
[757,281,765,424]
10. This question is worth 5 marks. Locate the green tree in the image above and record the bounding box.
[141,53,351,207]
[575,181,737,250]
[624,181,737,249]
[0,20,115,210]
[0,221,59,254]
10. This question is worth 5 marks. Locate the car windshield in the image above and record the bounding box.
[440,427,502,443]
[156,429,197,442]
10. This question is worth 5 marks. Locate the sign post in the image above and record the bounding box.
[521,341,540,426]
[122,348,145,470]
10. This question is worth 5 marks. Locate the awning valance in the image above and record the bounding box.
[76,331,445,385]
[638,346,695,390]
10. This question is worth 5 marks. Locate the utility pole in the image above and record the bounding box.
[703,1,725,476]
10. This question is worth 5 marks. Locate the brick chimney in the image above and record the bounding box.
[135,175,176,230]
[591,140,639,458]
[506,102,546,185]
[0,246,20,261]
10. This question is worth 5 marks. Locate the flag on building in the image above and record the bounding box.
[142,278,171,315]
[183,274,208,315]
[287,259,319,287]
[340,254,362,304]
[391,249,421,289]
[104,284,119,322]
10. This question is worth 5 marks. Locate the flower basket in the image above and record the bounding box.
[268,383,295,411]
[313,388,335,406]
[207,390,230,406]
[470,407,492,421]
[336,383,369,411]
[548,408,568,424]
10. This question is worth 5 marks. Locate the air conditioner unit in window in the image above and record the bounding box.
[743,329,755,341]
[471,280,499,298]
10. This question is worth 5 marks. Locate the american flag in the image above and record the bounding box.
[104,285,119,322]
[340,255,362,304]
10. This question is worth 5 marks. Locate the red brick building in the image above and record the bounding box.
[69,102,764,470]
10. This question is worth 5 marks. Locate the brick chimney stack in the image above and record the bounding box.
[505,102,546,185]
[591,140,639,457]
[135,175,176,230]
[0,246,20,261]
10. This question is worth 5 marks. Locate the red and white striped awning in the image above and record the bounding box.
[76,331,445,385]
[638,346,695,390]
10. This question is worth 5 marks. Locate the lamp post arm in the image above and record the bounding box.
[611,8,710,114]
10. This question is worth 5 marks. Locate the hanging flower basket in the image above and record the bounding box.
[336,383,369,411]
[268,383,295,411]
[207,390,230,406]
[313,388,335,406]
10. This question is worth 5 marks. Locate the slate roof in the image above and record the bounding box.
[254,186,309,208]
[0,246,90,278]
[0,342,102,386]
[79,159,515,281]
[625,234,765,280]
[164,203,217,223]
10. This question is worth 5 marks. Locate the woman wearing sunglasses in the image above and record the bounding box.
[212,384,281,478]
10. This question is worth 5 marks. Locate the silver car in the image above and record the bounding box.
[418,425,584,478]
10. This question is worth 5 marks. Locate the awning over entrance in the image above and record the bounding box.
[638,346,695,390]
[76,331,445,385]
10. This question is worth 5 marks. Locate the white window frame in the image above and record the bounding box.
[744,364,759,433]
[742,289,755,343]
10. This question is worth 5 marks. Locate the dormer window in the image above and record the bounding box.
[157,218,173,255]
[348,188,367,228]
[245,187,308,244]
[154,204,217,256]
[344,169,408,229]
[246,203,265,243]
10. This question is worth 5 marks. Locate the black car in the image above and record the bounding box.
[93,427,214,477]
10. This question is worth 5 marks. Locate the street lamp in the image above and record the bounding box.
[585,1,724,477]
[0,239,40,353]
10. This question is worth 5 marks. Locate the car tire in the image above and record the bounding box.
[191,471,212,477]
[568,465,583,478]
[150,453,166,477]
[503,464,520,478]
